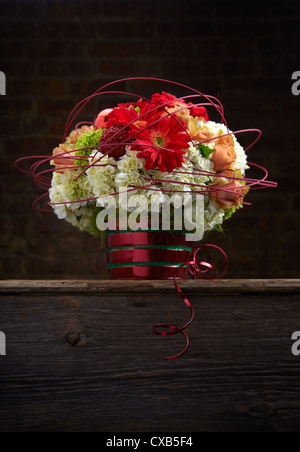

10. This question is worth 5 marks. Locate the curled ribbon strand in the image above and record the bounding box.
[153,244,228,360]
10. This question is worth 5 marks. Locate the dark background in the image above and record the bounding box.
[0,0,299,280]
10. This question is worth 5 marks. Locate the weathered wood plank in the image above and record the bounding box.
[1,279,299,294]
[0,280,299,432]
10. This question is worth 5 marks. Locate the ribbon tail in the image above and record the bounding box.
[153,263,195,360]
[153,244,228,361]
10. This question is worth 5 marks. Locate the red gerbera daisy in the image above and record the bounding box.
[133,116,190,172]
[151,91,186,109]
[187,104,209,122]
[151,92,209,122]
[106,101,161,135]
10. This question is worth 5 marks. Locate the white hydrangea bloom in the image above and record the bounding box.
[50,169,99,236]
[86,151,117,205]
[204,200,225,231]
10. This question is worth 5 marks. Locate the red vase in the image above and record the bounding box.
[106,230,193,280]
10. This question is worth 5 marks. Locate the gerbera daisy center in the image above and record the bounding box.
[151,131,168,148]
[134,119,148,130]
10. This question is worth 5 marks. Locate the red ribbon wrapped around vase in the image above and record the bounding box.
[106,230,193,280]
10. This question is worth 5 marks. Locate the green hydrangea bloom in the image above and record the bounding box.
[75,128,103,167]
[224,206,239,220]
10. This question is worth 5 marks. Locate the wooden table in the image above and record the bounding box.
[0,280,300,432]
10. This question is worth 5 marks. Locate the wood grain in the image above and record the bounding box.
[0,280,299,432]
[1,279,299,294]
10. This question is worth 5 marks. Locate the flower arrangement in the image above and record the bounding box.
[48,86,257,240]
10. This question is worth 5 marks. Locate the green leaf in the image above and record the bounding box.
[197,143,215,159]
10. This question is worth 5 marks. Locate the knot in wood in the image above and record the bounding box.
[65,331,81,348]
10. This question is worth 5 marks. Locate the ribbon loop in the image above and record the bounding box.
[154,243,228,360]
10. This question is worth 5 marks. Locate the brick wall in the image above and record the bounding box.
[0,0,299,279]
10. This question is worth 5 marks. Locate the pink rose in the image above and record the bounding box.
[210,180,249,209]
[69,125,91,144]
[52,145,76,173]
[212,144,236,172]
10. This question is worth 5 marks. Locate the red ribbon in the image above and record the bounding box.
[153,244,228,360]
